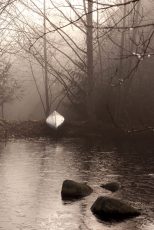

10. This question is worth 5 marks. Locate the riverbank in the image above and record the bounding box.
[0,119,109,138]
[1,119,154,151]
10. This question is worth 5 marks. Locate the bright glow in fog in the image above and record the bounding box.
[46,111,65,128]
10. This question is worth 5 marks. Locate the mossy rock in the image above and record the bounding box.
[91,196,140,221]
[61,179,93,200]
[100,182,120,192]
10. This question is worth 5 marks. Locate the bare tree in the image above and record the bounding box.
[0,59,22,118]
[1,0,154,126]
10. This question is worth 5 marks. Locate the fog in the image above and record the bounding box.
[0,3,154,229]
[5,57,44,120]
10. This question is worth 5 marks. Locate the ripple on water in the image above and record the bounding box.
[0,139,153,230]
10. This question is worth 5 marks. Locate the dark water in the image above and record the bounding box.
[0,138,153,230]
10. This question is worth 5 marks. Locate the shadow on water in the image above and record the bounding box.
[0,138,153,230]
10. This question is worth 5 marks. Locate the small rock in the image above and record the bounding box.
[100,182,120,192]
[91,196,140,221]
[61,179,93,200]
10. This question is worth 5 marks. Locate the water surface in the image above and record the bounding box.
[0,138,153,230]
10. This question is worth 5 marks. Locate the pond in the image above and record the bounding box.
[0,138,153,230]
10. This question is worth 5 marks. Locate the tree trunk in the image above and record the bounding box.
[86,0,96,122]
[115,0,126,123]
[1,104,4,119]
[44,0,50,117]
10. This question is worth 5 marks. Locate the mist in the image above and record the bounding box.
[1,0,154,129]
[0,2,154,230]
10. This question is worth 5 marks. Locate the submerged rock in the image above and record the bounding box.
[91,196,140,221]
[100,182,120,192]
[61,179,93,200]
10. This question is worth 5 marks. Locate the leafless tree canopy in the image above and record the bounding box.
[0,0,154,128]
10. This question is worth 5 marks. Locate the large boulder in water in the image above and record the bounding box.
[100,182,120,192]
[91,196,140,221]
[61,180,93,200]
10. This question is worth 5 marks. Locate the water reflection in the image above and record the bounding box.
[0,138,153,230]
